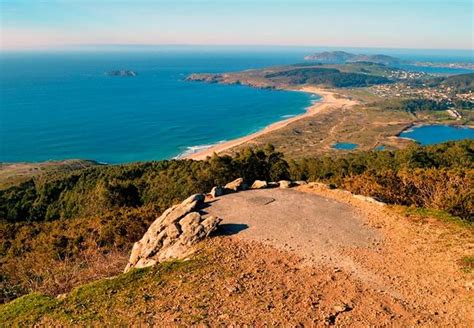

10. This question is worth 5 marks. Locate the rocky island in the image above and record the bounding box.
[105,70,137,77]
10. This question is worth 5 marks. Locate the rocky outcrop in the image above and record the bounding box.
[251,180,268,189]
[106,70,137,77]
[124,194,221,272]
[186,73,223,83]
[224,178,247,192]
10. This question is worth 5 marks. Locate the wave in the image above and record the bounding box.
[281,114,297,118]
[174,140,227,159]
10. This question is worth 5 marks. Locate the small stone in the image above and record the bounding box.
[56,293,67,300]
[251,180,268,189]
[279,180,293,189]
[225,283,240,294]
[293,180,308,186]
[333,305,345,312]
[224,178,245,192]
[333,303,352,313]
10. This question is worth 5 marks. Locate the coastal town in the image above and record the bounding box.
[371,81,473,102]
[370,72,474,108]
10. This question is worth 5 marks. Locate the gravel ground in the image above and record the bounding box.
[201,186,473,326]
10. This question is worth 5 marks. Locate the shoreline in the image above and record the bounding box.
[184,86,358,160]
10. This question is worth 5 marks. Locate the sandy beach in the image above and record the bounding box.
[185,87,358,160]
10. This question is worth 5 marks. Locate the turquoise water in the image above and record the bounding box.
[0,51,315,163]
[332,142,358,150]
[400,125,474,145]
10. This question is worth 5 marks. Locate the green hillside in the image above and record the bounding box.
[1,141,472,304]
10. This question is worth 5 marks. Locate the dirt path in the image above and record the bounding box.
[204,187,473,326]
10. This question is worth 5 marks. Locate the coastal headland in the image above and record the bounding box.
[185,62,473,159]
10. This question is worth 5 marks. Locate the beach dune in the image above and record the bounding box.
[185,87,357,160]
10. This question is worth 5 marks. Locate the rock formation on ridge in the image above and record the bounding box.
[125,194,221,272]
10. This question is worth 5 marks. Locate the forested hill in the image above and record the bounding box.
[187,65,392,88]
[303,51,403,66]
[263,67,391,87]
[427,73,474,93]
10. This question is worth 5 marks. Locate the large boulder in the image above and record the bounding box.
[224,178,246,192]
[251,180,268,189]
[124,194,221,272]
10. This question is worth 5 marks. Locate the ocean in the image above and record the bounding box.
[0,47,472,163]
[0,50,315,163]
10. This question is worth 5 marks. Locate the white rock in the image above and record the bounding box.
[251,180,268,189]
[278,180,293,189]
[224,178,246,192]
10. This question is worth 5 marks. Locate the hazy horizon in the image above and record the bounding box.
[1,0,473,51]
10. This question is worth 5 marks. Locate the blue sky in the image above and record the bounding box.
[0,0,473,50]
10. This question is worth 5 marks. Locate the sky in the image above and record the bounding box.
[0,0,473,50]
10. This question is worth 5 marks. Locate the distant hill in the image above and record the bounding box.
[428,73,474,93]
[303,51,355,64]
[304,51,403,66]
[264,67,391,87]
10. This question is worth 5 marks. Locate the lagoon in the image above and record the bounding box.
[332,142,358,150]
[399,125,474,145]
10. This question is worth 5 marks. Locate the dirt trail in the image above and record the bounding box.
[204,186,473,326]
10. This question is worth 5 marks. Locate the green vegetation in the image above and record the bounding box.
[371,98,450,113]
[371,97,474,114]
[288,140,473,220]
[0,160,99,190]
[459,256,474,273]
[264,67,391,87]
[0,146,290,303]
[427,73,474,93]
[0,293,60,325]
[1,141,472,304]
[0,260,198,326]
[398,206,466,224]
[0,145,289,223]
